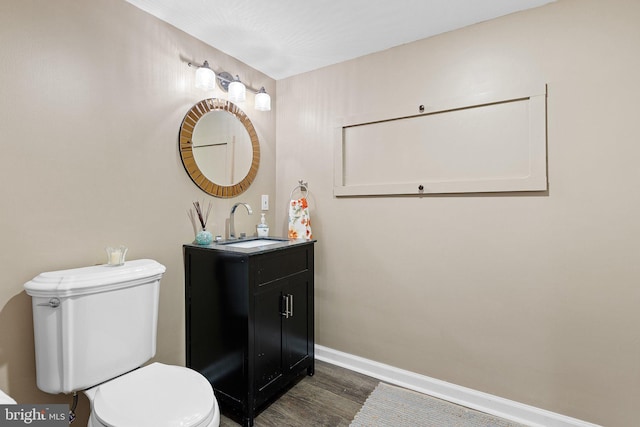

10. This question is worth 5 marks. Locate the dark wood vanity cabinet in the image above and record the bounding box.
[183,241,315,427]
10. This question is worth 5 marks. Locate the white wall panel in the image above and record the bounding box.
[336,87,546,195]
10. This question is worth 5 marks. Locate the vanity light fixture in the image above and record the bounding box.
[188,61,271,111]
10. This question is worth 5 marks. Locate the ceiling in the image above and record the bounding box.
[125,0,554,80]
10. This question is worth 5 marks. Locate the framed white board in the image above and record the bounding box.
[334,84,547,196]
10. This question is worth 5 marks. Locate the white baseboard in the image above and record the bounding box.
[315,345,600,427]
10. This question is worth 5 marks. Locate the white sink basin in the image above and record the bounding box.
[222,239,284,249]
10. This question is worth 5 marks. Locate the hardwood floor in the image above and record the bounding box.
[219,360,379,427]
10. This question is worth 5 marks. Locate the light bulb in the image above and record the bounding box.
[195,61,215,91]
[228,76,246,103]
[255,87,271,111]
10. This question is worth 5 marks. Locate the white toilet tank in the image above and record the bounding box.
[24,259,166,394]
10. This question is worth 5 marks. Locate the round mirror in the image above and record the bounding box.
[179,99,260,198]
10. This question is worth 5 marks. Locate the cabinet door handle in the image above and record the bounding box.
[286,294,291,318]
[281,294,290,318]
[281,294,294,318]
[289,294,294,317]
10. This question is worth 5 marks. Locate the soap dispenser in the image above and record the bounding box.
[257,213,269,237]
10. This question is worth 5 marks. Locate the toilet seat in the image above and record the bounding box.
[88,363,217,427]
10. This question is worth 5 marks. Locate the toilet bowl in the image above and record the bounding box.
[85,363,219,427]
[24,259,220,427]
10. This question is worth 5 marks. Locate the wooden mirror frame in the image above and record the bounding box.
[179,98,260,198]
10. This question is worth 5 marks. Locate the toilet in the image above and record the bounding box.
[24,259,219,427]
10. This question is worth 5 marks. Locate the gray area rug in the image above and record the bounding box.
[350,382,527,427]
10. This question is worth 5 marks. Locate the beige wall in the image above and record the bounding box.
[2,0,639,426]
[275,0,640,426]
[0,0,275,422]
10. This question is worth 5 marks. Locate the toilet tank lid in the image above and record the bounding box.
[24,259,166,298]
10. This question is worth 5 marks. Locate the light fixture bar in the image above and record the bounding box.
[216,71,264,95]
[216,71,234,92]
[188,60,271,111]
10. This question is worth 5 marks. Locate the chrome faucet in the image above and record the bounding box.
[229,202,253,239]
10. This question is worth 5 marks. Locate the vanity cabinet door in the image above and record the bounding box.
[282,273,312,373]
[254,284,284,398]
[253,270,313,407]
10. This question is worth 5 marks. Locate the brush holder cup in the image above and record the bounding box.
[106,245,128,266]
